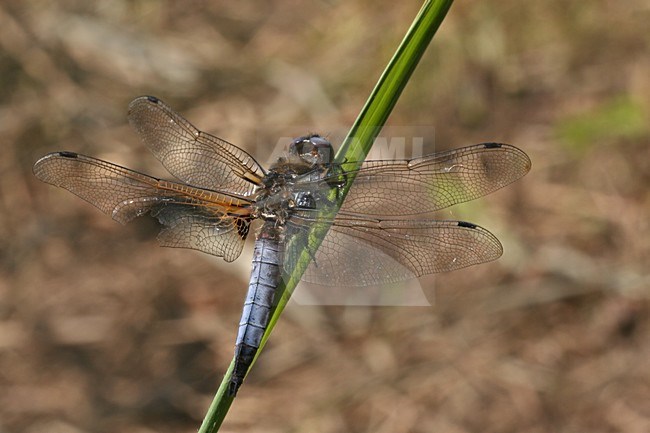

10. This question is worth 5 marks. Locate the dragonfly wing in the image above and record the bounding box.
[152,204,250,262]
[284,213,502,287]
[128,96,265,196]
[335,143,530,216]
[33,151,250,262]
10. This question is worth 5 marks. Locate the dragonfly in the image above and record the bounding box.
[33,96,531,395]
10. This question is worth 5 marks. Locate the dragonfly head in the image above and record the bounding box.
[288,134,334,166]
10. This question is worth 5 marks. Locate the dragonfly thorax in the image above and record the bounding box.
[253,135,336,224]
[252,179,294,223]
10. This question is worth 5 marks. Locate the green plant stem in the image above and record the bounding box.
[198,1,454,431]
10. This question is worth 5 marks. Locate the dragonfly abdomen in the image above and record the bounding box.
[230,222,282,395]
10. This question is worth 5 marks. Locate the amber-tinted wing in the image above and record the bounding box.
[127,96,265,197]
[284,213,502,286]
[33,152,252,262]
[326,143,530,216]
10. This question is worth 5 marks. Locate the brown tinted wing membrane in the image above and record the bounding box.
[33,152,248,262]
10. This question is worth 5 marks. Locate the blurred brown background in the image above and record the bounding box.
[1,1,649,432]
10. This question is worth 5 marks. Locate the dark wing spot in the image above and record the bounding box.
[236,217,251,240]
[457,221,478,229]
[146,95,160,103]
[483,142,503,149]
[58,151,78,158]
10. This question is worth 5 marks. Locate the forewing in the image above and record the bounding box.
[33,151,249,262]
[127,96,265,196]
[335,143,530,216]
[284,213,503,287]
